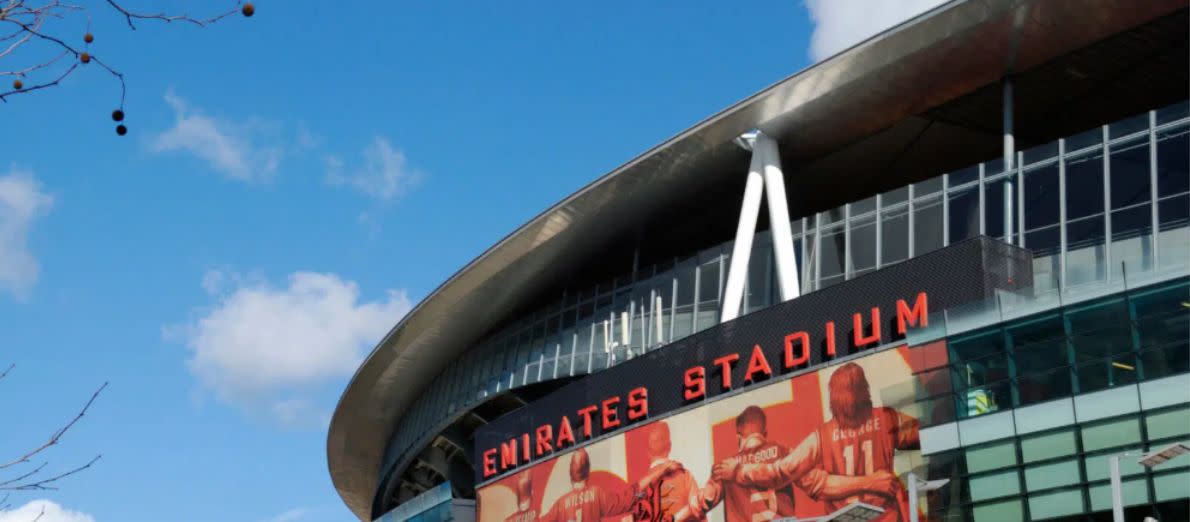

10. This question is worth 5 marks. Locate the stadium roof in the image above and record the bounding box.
[328,0,1188,519]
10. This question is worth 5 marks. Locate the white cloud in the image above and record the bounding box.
[168,270,411,424]
[326,136,421,200]
[150,92,283,182]
[804,0,948,61]
[264,507,309,522]
[0,167,53,300]
[0,499,94,522]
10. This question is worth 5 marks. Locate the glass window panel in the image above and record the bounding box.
[915,176,944,196]
[1110,139,1153,209]
[1156,127,1189,197]
[820,227,845,279]
[1027,226,1061,292]
[1081,417,1142,452]
[1024,163,1060,229]
[1132,281,1190,349]
[671,306,693,340]
[849,218,876,273]
[1021,430,1078,463]
[1078,352,1139,393]
[1111,113,1150,139]
[821,207,844,226]
[851,196,876,216]
[745,244,770,313]
[698,260,720,305]
[951,329,1006,363]
[948,188,979,244]
[1065,217,1107,286]
[1024,140,1059,165]
[950,165,980,187]
[880,207,909,265]
[1089,478,1150,511]
[1010,314,1065,354]
[1067,127,1103,151]
[971,499,1023,522]
[1158,195,1190,270]
[1159,194,1190,230]
[965,440,1018,474]
[675,262,695,306]
[1146,407,1190,440]
[1028,488,1085,520]
[1154,470,1190,501]
[882,186,909,205]
[1018,366,1072,406]
[1141,342,1190,381]
[984,176,1006,239]
[961,380,1011,418]
[1110,204,1154,277]
[985,156,1006,177]
[1085,446,1148,482]
[1156,100,1189,125]
[1065,151,1105,219]
[914,197,944,255]
[968,470,1021,502]
[1025,458,1081,491]
[1068,297,1132,361]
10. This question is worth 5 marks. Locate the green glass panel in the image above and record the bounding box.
[1154,470,1190,501]
[1082,417,1142,452]
[969,469,1021,502]
[1089,478,1150,511]
[1146,407,1190,440]
[966,440,1018,473]
[1085,449,1147,482]
[1025,458,1081,491]
[972,499,1024,522]
[1028,488,1085,520]
[1021,430,1078,463]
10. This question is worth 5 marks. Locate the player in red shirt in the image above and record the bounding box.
[632,421,701,522]
[541,447,679,522]
[718,363,921,522]
[672,406,830,522]
[503,472,537,522]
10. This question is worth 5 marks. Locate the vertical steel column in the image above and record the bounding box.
[942,174,950,246]
[720,145,766,323]
[1004,79,1016,245]
[1109,455,1124,522]
[1018,151,1026,246]
[1058,139,1068,289]
[979,163,987,235]
[1103,125,1113,281]
[756,134,801,301]
[1149,110,1160,267]
[875,194,883,268]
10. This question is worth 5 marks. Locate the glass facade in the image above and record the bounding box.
[379,101,1190,497]
[907,275,1189,521]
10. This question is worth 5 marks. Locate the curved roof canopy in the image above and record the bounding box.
[329,0,1188,519]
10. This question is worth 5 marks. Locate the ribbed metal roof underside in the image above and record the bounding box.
[328,1,1189,519]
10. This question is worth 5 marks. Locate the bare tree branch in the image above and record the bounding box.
[0,0,251,133]
[0,382,106,470]
[1,455,101,491]
[105,0,242,30]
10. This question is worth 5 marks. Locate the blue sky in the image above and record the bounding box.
[0,1,943,521]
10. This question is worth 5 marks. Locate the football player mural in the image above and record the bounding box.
[476,346,941,522]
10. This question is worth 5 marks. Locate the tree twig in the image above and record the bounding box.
[0,382,106,470]
[105,0,241,30]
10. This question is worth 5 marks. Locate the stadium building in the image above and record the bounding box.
[329,1,1190,521]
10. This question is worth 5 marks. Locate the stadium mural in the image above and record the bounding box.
[477,342,951,522]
